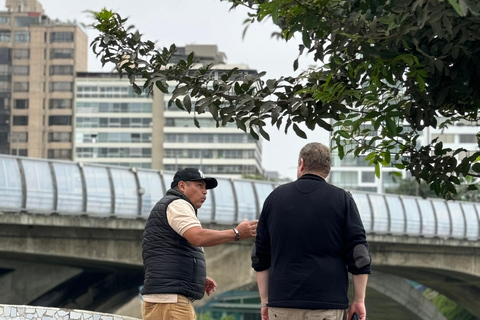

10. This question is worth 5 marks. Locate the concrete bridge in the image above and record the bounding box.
[1,154,480,320]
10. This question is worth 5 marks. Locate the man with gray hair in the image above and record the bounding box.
[252,143,371,320]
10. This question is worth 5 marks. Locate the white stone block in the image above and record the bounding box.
[37,309,46,317]
[70,312,82,320]
[46,310,55,316]
[25,309,35,314]
[5,307,10,317]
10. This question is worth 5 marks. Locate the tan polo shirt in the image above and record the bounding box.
[143,199,202,303]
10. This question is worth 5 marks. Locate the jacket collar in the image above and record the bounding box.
[298,173,326,182]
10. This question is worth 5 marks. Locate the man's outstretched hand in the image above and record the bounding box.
[236,219,258,240]
[205,276,217,296]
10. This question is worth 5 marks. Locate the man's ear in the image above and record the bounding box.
[299,158,305,172]
[177,181,186,192]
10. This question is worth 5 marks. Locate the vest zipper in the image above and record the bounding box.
[193,258,197,283]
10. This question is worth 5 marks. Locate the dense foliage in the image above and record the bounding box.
[90,0,480,199]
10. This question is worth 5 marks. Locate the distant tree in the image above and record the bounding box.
[90,0,480,199]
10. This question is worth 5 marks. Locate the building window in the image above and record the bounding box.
[49,65,73,75]
[0,64,10,75]
[13,82,28,92]
[47,149,72,159]
[0,17,10,25]
[431,134,454,143]
[11,149,27,156]
[50,32,74,43]
[48,132,72,142]
[361,171,376,183]
[13,116,28,126]
[14,99,28,109]
[49,82,73,92]
[459,134,478,143]
[13,49,29,60]
[49,116,72,126]
[330,171,358,188]
[50,48,74,59]
[12,65,29,76]
[14,16,33,27]
[11,132,28,142]
[49,99,72,109]
[14,31,30,43]
[0,31,10,42]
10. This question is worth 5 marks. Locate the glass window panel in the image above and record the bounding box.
[402,197,421,234]
[0,157,22,208]
[213,178,235,223]
[385,196,404,233]
[14,31,29,43]
[233,181,256,222]
[110,168,138,217]
[368,194,389,232]
[254,182,274,217]
[137,170,163,217]
[83,166,111,214]
[350,192,372,232]
[432,201,451,236]
[162,172,175,191]
[462,203,479,239]
[52,163,83,212]
[22,159,54,211]
[417,199,435,236]
[447,202,465,238]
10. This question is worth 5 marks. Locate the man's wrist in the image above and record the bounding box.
[260,302,268,308]
[233,228,240,241]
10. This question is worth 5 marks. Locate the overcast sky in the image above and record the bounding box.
[4,0,330,179]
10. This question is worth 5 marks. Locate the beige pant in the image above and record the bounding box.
[268,307,347,320]
[142,296,196,320]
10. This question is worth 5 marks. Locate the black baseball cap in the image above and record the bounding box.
[171,168,218,189]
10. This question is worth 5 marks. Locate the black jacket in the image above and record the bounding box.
[252,174,371,309]
[141,188,206,300]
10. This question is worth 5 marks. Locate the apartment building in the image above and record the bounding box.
[0,0,87,159]
[74,64,263,178]
[329,120,480,193]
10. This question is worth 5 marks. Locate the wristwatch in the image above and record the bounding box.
[233,228,240,241]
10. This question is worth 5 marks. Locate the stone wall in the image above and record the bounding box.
[0,305,140,320]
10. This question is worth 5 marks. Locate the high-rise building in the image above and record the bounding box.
[74,47,264,178]
[0,0,87,159]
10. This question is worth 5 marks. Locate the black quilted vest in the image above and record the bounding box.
[141,188,206,300]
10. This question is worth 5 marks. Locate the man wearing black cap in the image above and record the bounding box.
[141,168,258,320]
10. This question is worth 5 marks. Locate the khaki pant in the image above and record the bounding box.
[142,296,196,320]
[268,307,347,320]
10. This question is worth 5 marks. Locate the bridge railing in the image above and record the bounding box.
[0,155,479,240]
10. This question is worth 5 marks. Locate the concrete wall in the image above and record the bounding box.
[0,305,139,320]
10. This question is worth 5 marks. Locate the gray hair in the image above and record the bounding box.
[299,142,332,177]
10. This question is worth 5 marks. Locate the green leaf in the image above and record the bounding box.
[448,0,465,16]
[472,163,480,173]
[375,163,381,178]
[183,95,192,113]
[293,123,307,139]
[385,117,396,136]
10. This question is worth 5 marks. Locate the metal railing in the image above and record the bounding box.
[1,154,479,239]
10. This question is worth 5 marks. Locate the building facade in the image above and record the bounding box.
[329,120,480,193]
[0,0,87,159]
[74,67,264,178]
